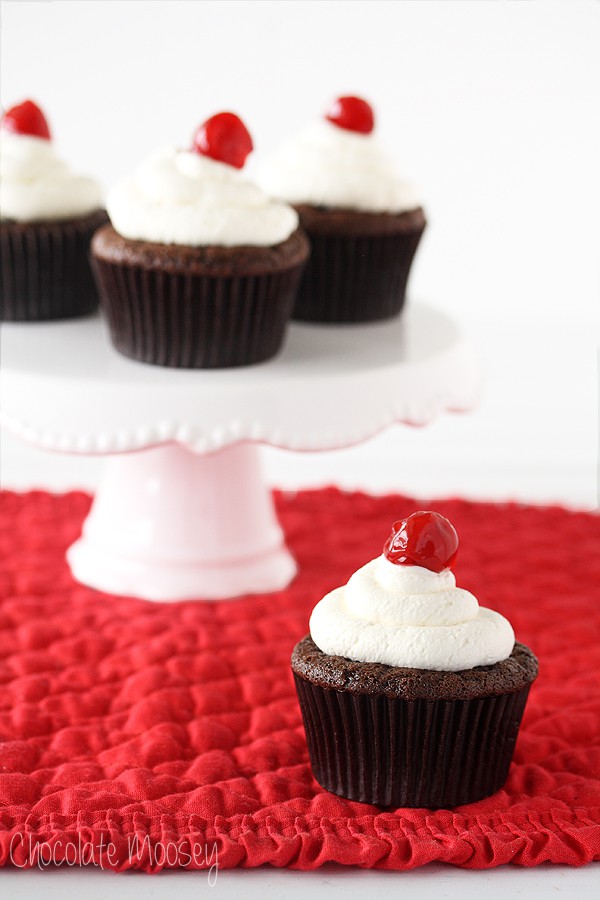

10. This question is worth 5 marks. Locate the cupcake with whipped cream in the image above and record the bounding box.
[257,95,426,323]
[0,99,105,320]
[291,511,538,808]
[91,112,309,368]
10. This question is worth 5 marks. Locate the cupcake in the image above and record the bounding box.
[257,95,426,323]
[0,99,105,321]
[292,511,538,808]
[91,112,309,368]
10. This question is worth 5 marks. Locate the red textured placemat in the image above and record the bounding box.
[0,488,599,872]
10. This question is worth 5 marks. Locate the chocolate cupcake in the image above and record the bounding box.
[257,96,426,323]
[92,113,309,368]
[292,512,538,808]
[0,100,105,321]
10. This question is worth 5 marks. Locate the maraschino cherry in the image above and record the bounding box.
[383,511,458,573]
[1,99,51,140]
[192,112,253,169]
[325,95,374,135]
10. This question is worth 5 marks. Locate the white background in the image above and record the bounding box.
[1,1,599,897]
[1,0,598,506]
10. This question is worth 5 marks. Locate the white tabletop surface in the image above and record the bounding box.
[2,862,599,898]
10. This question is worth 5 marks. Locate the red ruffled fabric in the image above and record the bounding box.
[0,488,599,871]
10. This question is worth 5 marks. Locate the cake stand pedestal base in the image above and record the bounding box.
[66,442,296,601]
[2,305,479,601]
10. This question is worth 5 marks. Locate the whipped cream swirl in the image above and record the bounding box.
[0,131,103,222]
[107,147,299,247]
[256,120,421,214]
[309,556,515,671]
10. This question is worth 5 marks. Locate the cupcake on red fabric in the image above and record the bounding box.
[292,511,538,808]
[257,96,426,323]
[0,99,106,321]
[92,112,309,368]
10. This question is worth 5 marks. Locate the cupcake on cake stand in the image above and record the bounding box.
[0,303,478,601]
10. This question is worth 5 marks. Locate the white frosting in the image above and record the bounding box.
[309,555,515,671]
[256,120,421,213]
[106,147,299,247]
[0,131,102,222]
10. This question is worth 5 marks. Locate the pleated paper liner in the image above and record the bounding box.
[92,244,309,369]
[0,210,107,321]
[292,640,538,809]
[292,209,426,323]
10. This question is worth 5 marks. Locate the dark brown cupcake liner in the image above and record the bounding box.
[292,222,425,324]
[293,673,532,809]
[91,255,306,368]
[0,210,107,321]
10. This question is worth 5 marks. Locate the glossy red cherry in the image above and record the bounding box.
[191,112,253,169]
[325,96,374,134]
[383,511,459,573]
[0,99,51,140]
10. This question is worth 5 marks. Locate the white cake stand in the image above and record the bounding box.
[0,303,479,601]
